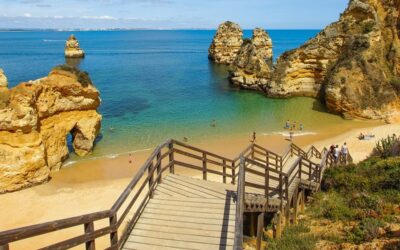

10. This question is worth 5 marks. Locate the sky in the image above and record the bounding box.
[0,0,349,30]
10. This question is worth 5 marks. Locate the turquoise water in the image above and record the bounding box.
[0,30,351,158]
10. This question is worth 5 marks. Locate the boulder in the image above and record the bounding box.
[0,65,101,193]
[208,21,243,64]
[65,34,85,58]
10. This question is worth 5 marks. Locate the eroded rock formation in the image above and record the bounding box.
[215,0,400,120]
[230,28,273,91]
[208,21,243,64]
[65,35,85,58]
[270,0,400,119]
[251,28,273,66]
[0,66,101,193]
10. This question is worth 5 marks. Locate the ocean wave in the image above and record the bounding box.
[43,39,64,42]
[62,160,77,167]
[263,131,317,137]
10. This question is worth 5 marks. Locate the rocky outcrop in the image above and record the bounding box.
[229,29,273,91]
[251,28,273,66]
[0,69,7,88]
[215,0,400,120]
[270,0,400,119]
[65,35,85,58]
[0,66,101,193]
[208,21,243,64]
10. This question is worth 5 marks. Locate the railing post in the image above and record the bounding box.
[265,152,269,201]
[279,173,283,212]
[0,244,9,250]
[308,162,312,181]
[231,161,236,184]
[285,176,290,226]
[168,142,174,174]
[156,151,162,184]
[202,152,207,180]
[223,159,226,184]
[84,222,96,250]
[299,158,302,180]
[251,144,255,160]
[148,162,154,198]
[109,214,118,249]
[256,212,264,250]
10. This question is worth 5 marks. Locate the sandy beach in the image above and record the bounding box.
[1,120,398,249]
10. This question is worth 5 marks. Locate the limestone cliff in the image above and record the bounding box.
[208,21,243,64]
[65,35,85,58]
[0,66,101,193]
[0,68,7,88]
[229,28,273,91]
[270,0,400,119]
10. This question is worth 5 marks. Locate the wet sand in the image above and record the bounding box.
[2,119,398,249]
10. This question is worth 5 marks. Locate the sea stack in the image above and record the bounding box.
[251,28,273,66]
[0,65,101,193]
[0,68,8,88]
[208,21,243,64]
[65,34,85,58]
[229,28,273,91]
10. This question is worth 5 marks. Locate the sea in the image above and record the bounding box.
[0,30,357,161]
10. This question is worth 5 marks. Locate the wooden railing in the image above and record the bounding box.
[1,139,351,250]
[0,139,237,250]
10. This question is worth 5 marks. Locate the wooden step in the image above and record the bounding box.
[133,223,235,238]
[128,229,234,245]
[136,218,235,232]
[142,207,236,220]
[124,237,232,250]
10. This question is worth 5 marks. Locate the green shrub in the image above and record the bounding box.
[267,222,317,250]
[309,191,356,221]
[374,134,400,158]
[347,218,385,244]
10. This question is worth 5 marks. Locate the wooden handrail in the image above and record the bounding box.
[0,139,238,250]
[0,139,348,250]
[233,157,246,250]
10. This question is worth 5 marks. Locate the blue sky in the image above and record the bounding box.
[0,0,349,30]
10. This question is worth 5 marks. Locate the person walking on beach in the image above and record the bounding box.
[299,123,304,131]
[334,145,340,164]
[289,131,294,141]
[292,121,297,130]
[341,142,348,164]
[252,132,256,143]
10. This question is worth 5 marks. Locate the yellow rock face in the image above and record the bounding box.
[0,66,101,193]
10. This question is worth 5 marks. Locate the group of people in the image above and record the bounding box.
[329,142,349,164]
[284,120,304,131]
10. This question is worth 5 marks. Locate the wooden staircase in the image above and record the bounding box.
[0,139,352,250]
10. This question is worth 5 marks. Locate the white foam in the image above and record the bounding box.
[263,131,317,137]
[62,160,77,167]
[43,39,63,42]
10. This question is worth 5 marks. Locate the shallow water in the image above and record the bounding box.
[0,29,362,160]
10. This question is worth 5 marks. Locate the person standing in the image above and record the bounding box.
[341,142,349,164]
[252,131,256,143]
[285,120,290,129]
[334,145,340,164]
